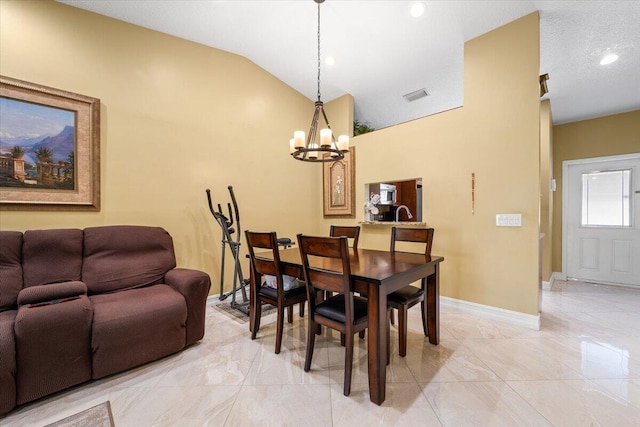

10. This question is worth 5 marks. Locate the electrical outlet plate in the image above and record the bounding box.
[496,214,522,227]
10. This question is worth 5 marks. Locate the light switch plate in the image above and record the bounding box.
[496,214,522,227]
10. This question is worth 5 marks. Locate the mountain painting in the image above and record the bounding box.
[0,96,76,190]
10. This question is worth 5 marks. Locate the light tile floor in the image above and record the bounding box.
[3,280,640,426]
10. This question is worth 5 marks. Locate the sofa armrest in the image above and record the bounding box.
[164,268,211,345]
[17,281,87,307]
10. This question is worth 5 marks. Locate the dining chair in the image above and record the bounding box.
[329,225,360,249]
[245,231,307,354]
[298,234,386,396]
[326,225,361,302]
[388,227,435,357]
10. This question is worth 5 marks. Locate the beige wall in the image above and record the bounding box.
[325,94,354,139]
[324,13,542,315]
[0,0,324,291]
[540,100,553,282]
[1,2,543,315]
[551,109,640,272]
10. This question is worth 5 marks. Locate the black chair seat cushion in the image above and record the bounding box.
[388,285,424,304]
[258,284,306,301]
[315,295,368,325]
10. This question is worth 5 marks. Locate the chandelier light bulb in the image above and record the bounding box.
[294,131,305,149]
[338,135,349,151]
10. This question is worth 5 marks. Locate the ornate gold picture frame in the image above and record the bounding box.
[322,147,355,217]
[0,76,100,211]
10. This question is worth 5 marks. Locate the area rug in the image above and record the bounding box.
[45,401,114,427]
[213,302,276,323]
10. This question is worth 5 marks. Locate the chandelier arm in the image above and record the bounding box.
[306,104,321,146]
[320,108,337,143]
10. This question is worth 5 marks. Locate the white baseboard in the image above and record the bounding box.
[542,272,563,291]
[441,296,540,330]
[549,272,563,290]
[211,293,541,331]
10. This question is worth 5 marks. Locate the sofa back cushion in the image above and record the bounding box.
[0,231,23,311]
[82,225,176,294]
[22,229,84,288]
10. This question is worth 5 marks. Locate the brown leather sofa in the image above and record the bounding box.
[0,225,211,415]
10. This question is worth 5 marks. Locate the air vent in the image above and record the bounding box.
[403,88,429,102]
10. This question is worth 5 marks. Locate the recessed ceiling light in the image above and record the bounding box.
[325,56,335,66]
[410,2,427,18]
[600,53,619,65]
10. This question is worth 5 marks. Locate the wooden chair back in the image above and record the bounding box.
[329,225,361,249]
[297,234,353,318]
[390,227,435,256]
[246,230,307,354]
[245,230,282,285]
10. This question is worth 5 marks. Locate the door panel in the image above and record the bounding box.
[579,238,599,270]
[564,154,640,287]
[612,239,631,273]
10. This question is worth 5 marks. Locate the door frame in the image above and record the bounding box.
[562,152,640,283]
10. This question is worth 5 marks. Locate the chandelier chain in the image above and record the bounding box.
[316,1,321,102]
[290,0,349,163]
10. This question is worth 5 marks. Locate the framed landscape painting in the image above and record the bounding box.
[0,76,100,210]
[322,147,355,217]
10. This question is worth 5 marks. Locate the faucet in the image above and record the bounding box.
[395,205,414,222]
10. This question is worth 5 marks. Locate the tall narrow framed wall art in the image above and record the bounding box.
[322,147,355,217]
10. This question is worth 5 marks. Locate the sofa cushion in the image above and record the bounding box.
[0,231,23,312]
[22,228,83,288]
[90,284,187,379]
[0,310,17,415]
[14,294,92,405]
[82,226,177,294]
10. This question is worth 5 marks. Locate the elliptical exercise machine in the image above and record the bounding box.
[206,186,250,315]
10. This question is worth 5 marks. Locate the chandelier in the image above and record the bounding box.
[290,0,349,162]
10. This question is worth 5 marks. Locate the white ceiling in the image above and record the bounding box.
[59,0,640,130]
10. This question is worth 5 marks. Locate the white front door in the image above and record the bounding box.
[564,153,640,287]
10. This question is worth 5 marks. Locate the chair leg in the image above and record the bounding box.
[390,309,395,325]
[251,301,262,339]
[275,305,285,354]
[398,305,408,357]
[359,330,365,339]
[340,333,346,347]
[387,311,391,364]
[299,301,305,318]
[421,299,428,337]
[287,305,293,323]
[304,320,316,372]
[344,332,354,396]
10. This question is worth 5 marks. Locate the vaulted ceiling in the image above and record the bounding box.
[59,0,640,130]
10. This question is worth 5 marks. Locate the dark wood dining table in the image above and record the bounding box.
[249,246,444,405]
